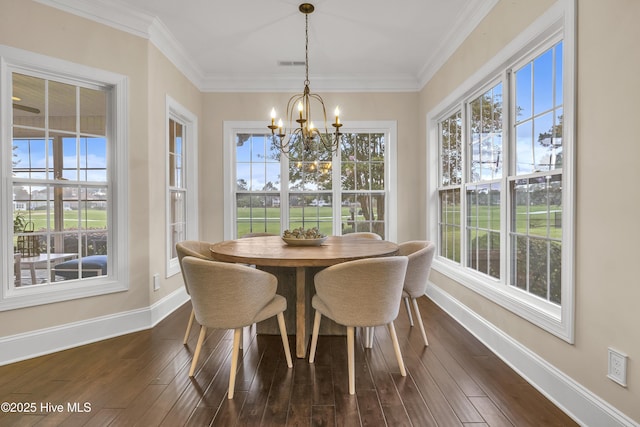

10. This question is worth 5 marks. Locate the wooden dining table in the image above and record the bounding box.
[209,235,399,358]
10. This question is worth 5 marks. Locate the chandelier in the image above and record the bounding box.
[268,3,342,155]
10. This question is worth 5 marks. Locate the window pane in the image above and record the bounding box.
[355,134,370,162]
[529,238,549,299]
[341,161,355,190]
[441,111,462,186]
[512,235,527,291]
[533,112,554,172]
[555,42,564,107]
[466,183,500,279]
[80,87,106,136]
[550,241,562,304]
[515,63,532,122]
[61,135,78,180]
[252,135,267,162]
[12,73,45,129]
[533,49,554,116]
[439,188,460,263]
[469,83,502,182]
[12,134,47,179]
[265,163,281,191]
[49,81,77,133]
[82,137,107,182]
[236,134,251,162]
[515,121,533,174]
[235,192,281,236]
[509,173,562,303]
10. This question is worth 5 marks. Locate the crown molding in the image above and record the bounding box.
[35,0,496,93]
[147,18,205,89]
[417,0,500,88]
[35,0,153,39]
[200,73,421,93]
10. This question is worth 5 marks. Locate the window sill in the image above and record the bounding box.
[432,257,572,342]
[0,278,128,312]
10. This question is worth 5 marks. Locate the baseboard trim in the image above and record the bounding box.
[426,284,638,427]
[0,288,189,366]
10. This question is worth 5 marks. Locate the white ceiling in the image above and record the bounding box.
[37,0,498,92]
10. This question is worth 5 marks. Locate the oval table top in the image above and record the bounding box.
[209,235,399,267]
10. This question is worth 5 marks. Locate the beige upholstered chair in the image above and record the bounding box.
[181,256,293,398]
[309,256,408,394]
[398,241,436,347]
[340,232,382,240]
[176,240,215,344]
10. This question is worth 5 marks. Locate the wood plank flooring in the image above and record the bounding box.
[0,297,577,426]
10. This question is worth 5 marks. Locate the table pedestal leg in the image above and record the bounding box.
[295,266,307,358]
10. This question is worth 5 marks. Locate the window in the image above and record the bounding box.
[510,42,564,304]
[427,1,575,342]
[438,111,462,263]
[1,47,128,310]
[166,96,198,277]
[234,133,281,237]
[466,82,503,279]
[224,122,397,241]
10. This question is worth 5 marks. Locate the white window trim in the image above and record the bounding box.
[165,95,198,278]
[0,45,129,311]
[223,121,398,242]
[426,0,576,342]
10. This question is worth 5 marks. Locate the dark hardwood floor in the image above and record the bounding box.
[0,297,577,426]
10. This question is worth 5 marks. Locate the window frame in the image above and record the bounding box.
[426,0,576,342]
[223,121,397,242]
[1,46,129,311]
[165,96,198,278]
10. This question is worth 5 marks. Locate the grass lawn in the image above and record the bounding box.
[14,209,108,232]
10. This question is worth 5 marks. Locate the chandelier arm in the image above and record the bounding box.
[307,93,330,132]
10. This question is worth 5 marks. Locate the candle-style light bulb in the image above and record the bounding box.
[270,108,276,126]
[334,106,340,125]
[277,119,283,132]
[298,101,304,119]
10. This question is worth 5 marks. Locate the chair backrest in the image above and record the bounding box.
[176,240,215,295]
[314,256,408,327]
[340,232,382,240]
[181,256,279,329]
[397,241,436,297]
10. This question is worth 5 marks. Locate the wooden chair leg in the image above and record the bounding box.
[411,298,429,346]
[404,297,414,326]
[277,312,293,368]
[239,327,243,350]
[387,321,406,377]
[365,326,374,348]
[189,325,207,377]
[347,326,355,394]
[183,309,195,344]
[309,310,322,364]
[228,328,242,399]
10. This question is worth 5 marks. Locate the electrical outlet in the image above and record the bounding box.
[607,348,627,387]
[153,273,160,291]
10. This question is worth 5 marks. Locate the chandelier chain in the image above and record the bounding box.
[305,13,310,86]
[267,3,342,156]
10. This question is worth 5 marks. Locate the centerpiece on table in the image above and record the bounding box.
[282,227,327,246]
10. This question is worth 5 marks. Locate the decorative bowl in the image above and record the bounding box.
[282,236,328,246]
